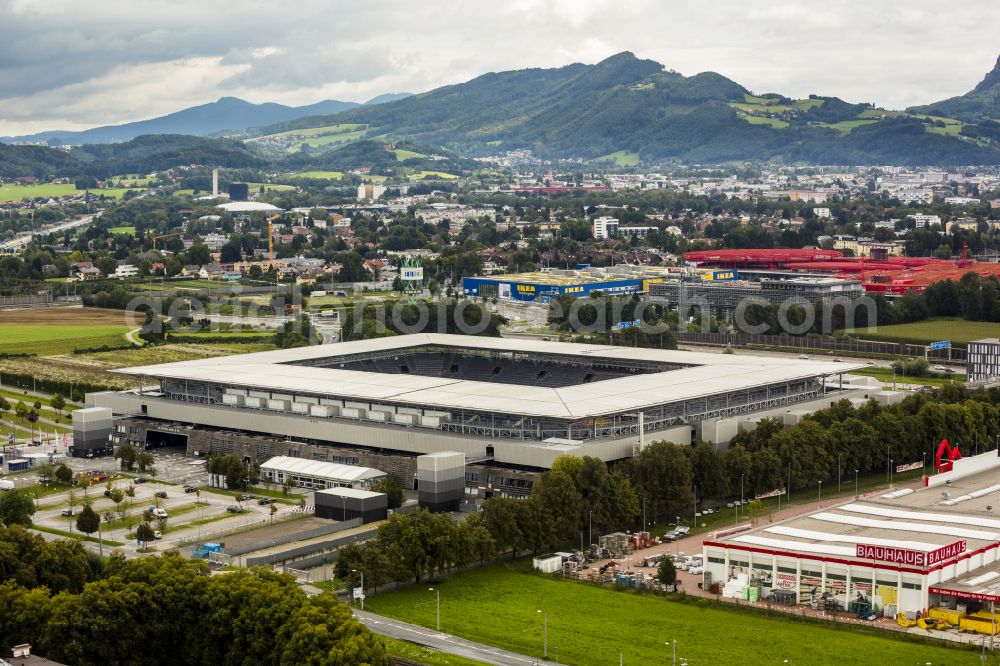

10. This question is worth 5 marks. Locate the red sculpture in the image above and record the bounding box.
[935,439,962,472]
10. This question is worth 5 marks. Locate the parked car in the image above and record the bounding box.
[933,365,947,371]
[226,504,244,514]
[153,530,162,540]
[258,497,275,505]
[147,507,168,519]
[135,477,148,484]
[239,493,253,501]
[688,566,704,575]
[797,354,810,360]
[154,491,168,499]
[60,509,75,517]
[103,489,113,497]
[183,485,197,493]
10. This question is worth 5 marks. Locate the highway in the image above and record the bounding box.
[352,609,559,666]
[0,213,98,251]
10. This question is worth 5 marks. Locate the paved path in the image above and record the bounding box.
[352,609,559,666]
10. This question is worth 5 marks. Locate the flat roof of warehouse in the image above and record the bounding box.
[709,454,1000,569]
[116,333,862,420]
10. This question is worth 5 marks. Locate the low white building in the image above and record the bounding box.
[258,455,386,490]
[113,264,139,279]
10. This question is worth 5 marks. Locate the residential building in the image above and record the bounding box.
[967,338,1000,384]
[592,216,619,240]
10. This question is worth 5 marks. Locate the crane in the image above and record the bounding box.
[267,215,281,264]
[149,231,183,251]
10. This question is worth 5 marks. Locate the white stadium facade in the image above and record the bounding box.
[89,334,879,495]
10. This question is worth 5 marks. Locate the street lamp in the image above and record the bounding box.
[854,469,859,498]
[818,480,822,506]
[666,639,677,666]
[536,610,547,659]
[428,587,440,631]
[352,568,364,610]
[890,459,894,487]
[838,452,843,494]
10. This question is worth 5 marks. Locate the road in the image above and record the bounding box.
[352,609,560,666]
[0,213,98,252]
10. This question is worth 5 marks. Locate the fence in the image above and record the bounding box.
[225,519,359,557]
[244,519,371,568]
[0,293,53,307]
[675,332,967,362]
[177,510,307,547]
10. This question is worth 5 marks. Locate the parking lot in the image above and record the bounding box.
[4,448,310,557]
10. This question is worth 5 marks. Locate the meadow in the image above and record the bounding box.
[0,308,133,355]
[852,317,999,345]
[364,566,979,666]
[287,170,345,180]
[0,183,134,201]
[593,150,639,166]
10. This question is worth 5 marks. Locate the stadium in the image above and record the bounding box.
[87,335,876,479]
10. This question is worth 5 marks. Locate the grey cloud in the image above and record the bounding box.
[1,0,999,135]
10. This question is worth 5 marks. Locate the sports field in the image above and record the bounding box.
[364,566,978,666]
[853,318,999,345]
[0,308,134,355]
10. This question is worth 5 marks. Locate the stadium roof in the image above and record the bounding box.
[215,201,283,213]
[119,334,862,420]
[259,455,385,482]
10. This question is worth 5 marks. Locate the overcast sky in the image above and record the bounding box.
[2,0,999,136]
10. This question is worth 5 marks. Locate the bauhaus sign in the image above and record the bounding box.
[855,541,966,567]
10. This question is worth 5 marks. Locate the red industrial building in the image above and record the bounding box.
[685,248,1000,294]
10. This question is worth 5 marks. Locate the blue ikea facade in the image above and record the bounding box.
[462,277,647,302]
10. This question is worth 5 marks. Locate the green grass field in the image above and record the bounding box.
[248,123,369,152]
[859,108,905,119]
[412,170,459,180]
[0,183,134,201]
[854,367,964,387]
[0,324,131,355]
[287,170,344,180]
[108,225,137,235]
[852,317,999,345]
[593,150,640,166]
[364,566,977,666]
[392,148,427,161]
[926,124,963,136]
[740,115,790,128]
[820,119,878,134]
[730,101,795,114]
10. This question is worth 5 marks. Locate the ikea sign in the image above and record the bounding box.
[701,270,738,282]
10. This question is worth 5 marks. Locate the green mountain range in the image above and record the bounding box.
[7,53,1000,175]
[264,52,1000,166]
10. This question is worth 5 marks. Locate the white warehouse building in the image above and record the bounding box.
[703,450,1000,619]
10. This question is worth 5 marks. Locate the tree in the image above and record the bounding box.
[75,504,100,536]
[372,478,403,509]
[0,490,36,527]
[50,393,66,416]
[114,445,137,472]
[136,522,155,547]
[657,556,677,587]
[745,499,765,527]
[54,464,73,485]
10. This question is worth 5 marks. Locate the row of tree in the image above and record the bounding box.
[0,536,388,665]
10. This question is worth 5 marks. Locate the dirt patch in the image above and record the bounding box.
[0,306,133,326]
